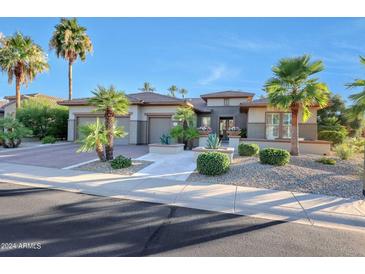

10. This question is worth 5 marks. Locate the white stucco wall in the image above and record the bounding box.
[206,98,248,107]
[4,102,16,118]
[139,105,180,121]
[248,107,318,124]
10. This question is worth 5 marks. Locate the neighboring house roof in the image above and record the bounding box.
[186,98,211,113]
[3,93,63,108]
[200,90,255,101]
[58,92,190,107]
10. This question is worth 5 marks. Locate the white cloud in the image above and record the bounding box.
[219,35,289,52]
[198,65,230,86]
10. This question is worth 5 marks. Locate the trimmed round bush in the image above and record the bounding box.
[318,130,346,145]
[110,155,132,169]
[259,148,290,166]
[42,136,57,144]
[238,143,259,156]
[197,152,230,176]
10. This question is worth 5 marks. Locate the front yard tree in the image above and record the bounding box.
[139,82,155,92]
[346,55,365,196]
[50,18,93,100]
[264,55,330,156]
[77,118,108,161]
[88,85,129,160]
[0,32,49,109]
[171,106,198,149]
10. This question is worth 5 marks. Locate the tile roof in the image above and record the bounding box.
[58,92,187,106]
[186,98,211,113]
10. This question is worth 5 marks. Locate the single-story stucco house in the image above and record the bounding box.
[0,93,63,118]
[58,90,330,154]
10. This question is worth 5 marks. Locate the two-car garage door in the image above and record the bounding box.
[76,115,130,145]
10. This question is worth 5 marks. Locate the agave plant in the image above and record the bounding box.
[205,133,221,149]
[160,134,170,145]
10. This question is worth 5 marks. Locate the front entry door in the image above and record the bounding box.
[219,117,234,142]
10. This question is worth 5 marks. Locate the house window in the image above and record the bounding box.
[201,116,211,127]
[224,98,230,106]
[265,112,291,139]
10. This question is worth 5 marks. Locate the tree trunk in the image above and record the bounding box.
[105,108,114,161]
[15,76,21,109]
[290,107,299,156]
[68,60,73,100]
[96,141,106,162]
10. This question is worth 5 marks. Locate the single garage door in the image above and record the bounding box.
[148,116,172,144]
[76,116,130,145]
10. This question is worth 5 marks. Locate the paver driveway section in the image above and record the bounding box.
[0,143,148,169]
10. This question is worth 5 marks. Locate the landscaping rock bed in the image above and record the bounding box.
[187,154,364,200]
[74,160,152,175]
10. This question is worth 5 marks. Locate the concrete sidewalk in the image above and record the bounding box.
[0,162,364,233]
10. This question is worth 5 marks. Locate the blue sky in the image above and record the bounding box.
[1,18,365,102]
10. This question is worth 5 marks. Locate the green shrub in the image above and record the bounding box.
[16,97,68,140]
[42,136,57,144]
[346,137,365,153]
[335,144,354,160]
[316,157,336,165]
[259,148,290,166]
[318,130,347,145]
[197,152,230,176]
[110,155,132,169]
[238,143,259,156]
[0,117,32,148]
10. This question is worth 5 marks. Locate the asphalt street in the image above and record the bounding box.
[0,182,364,256]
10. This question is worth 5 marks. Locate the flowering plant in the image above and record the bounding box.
[197,126,212,132]
[228,126,240,131]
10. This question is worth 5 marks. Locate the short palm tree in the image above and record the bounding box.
[346,56,365,196]
[77,118,108,161]
[167,85,178,97]
[50,18,93,100]
[0,32,49,109]
[264,55,330,155]
[139,82,155,92]
[179,88,188,98]
[88,85,129,160]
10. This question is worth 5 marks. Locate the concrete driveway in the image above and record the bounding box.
[0,142,148,169]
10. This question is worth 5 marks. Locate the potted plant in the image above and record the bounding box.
[197,126,212,136]
[227,126,241,137]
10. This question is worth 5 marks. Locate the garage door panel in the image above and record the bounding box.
[149,117,172,144]
[76,116,130,144]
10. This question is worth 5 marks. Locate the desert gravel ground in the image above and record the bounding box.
[74,160,152,175]
[188,154,364,199]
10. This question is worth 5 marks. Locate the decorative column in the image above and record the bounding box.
[199,135,209,147]
[228,136,241,154]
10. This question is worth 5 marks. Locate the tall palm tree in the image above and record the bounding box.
[50,18,93,100]
[179,88,188,98]
[264,55,330,155]
[139,82,155,92]
[167,85,178,97]
[0,32,49,109]
[88,85,129,160]
[346,55,365,196]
